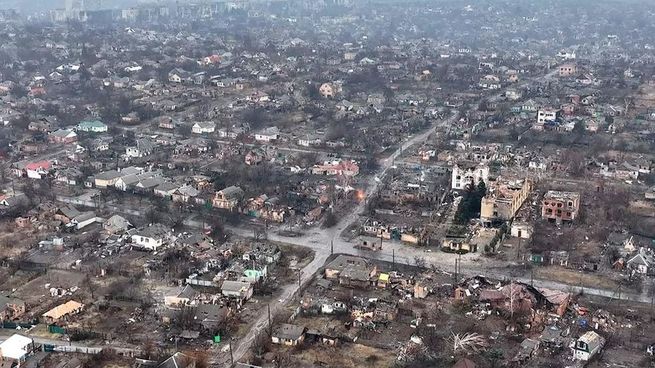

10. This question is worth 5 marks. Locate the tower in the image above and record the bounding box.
[65,0,83,12]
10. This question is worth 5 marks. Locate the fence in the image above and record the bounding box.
[54,345,103,354]
[48,325,65,334]
[1,320,36,329]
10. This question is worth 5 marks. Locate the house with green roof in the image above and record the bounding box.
[77,120,107,133]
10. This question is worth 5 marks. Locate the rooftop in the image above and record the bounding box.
[221,280,251,293]
[544,190,580,201]
[578,331,605,348]
[325,255,370,273]
[273,323,305,340]
[42,300,84,320]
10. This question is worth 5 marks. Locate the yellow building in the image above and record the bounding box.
[480,178,532,225]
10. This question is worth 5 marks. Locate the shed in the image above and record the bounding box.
[221,280,253,301]
[0,334,33,362]
[271,324,305,346]
[573,331,605,361]
[42,300,84,323]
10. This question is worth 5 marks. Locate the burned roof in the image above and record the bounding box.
[340,266,371,282]
[221,280,251,293]
[543,190,580,201]
[606,231,631,245]
[195,304,228,323]
[325,255,370,273]
[57,205,80,219]
[540,326,566,346]
[0,295,24,311]
[177,285,198,300]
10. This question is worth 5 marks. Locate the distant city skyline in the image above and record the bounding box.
[0,0,162,14]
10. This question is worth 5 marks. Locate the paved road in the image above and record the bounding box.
[225,111,462,365]
[224,111,457,364]
[224,67,648,364]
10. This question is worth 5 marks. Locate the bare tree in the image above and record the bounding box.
[172,306,197,330]
[185,350,210,368]
[449,332,487,354]
[253,331,271,357]
[83,274,99,299]
[273,351,292,368]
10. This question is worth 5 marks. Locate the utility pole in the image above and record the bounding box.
[330,239,334,255]
[267,303,272,334]
[229,340,234,366]
[392,249,395,270]
[579,274,584,295]
[458,253,462,275]
[517,236,521,260]
[617,285,621,304]
[510,281,514,320]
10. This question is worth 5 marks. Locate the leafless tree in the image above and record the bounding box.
[185,350,210,368]
[253,331,271,357]
[449,332,487,354]
[83,274,99,299]
[172,306,197,330]
[273,351,292,368]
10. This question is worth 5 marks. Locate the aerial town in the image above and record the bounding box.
[0,0,654,367]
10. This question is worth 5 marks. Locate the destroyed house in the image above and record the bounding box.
[573,331,605,361]
[220,280,253,302]
[324,255,377,288]
[541,191,580,224]
[212,186,244,210]
[0,296,25,321]
[194,304,228,331]
[480,178,532,225]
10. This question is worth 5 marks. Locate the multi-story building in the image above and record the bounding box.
[480,178,532,225]
[451,162,489,190]
[537,108,560,124]
[0,296,25,321]
[212,186,245,210]
[559,63,578,77]
[541,191,581,224]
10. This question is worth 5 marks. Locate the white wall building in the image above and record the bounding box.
[573,331,605,361]
[537,109,558,124]
[131,224,168,251]
[452,163,489,190]
[192,121,216,134]
[255,127,280,142]
[0,334,34,364]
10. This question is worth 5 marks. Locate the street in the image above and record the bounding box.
[224,67,647,365]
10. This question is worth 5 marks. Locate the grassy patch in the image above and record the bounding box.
[533,267,621,291]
